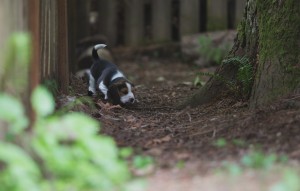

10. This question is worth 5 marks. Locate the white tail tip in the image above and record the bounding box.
[94,44,107,50]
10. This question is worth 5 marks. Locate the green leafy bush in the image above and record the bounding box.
[0,86,133,191]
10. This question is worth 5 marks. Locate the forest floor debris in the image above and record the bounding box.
[66,58,300,191]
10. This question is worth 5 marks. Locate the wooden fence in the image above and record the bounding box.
[39,0,69,93]
[0,0,247,100]
[0,0,69,97]
[85,0,247,46]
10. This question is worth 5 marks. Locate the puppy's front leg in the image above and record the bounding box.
[88,72,96,96]
[99,81,109,100]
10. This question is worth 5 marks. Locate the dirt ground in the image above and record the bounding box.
[68,55,300,191]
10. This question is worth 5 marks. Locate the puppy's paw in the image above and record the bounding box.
[88,91,95,97]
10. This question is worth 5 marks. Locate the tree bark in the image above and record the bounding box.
[180,0,300,109]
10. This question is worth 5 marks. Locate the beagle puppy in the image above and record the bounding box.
[88,44,135,105]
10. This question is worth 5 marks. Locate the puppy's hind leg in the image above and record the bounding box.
[88,71,96,96]
[99,81,109,100]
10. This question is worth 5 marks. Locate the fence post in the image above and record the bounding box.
[28,0,41,94]
[125,0,144,46]
[97,0,118,45]
[207,0,228,31]
[235,0,246,27]
[76,0,90,40]
[57,0,69,93]
[180,0,199,37]
[152,0,172,43]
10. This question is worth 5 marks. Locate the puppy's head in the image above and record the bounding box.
[108,79,135,105]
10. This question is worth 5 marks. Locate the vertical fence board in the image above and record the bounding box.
[57,0,69,93]
[67,0,78,74]
[97,0,118,45]
[76,0,90,40]
[125,0,144,46]
[235,0,246,27]
[28,0,41,92]
[180,0,199,37]
[152,0,172,42]
[207,0,228,31]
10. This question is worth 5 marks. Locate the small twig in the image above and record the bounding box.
[286,94,300,100]
[212,127,217,138]
[126,106,173,111]
[186,112,192,122]
[188,127,225,138]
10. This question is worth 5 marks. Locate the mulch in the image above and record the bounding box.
[66,57,300,170]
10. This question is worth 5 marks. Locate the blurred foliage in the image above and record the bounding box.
[241,151,278,170]
[220,150,289,177]
[0,86,137,191]
[0,33,31,96]
[271,169,300,191]
[132,155,154,170]
[213,138,227,148]
[42,79,59,96]
[0,32,137,190]
[198,35,231,65]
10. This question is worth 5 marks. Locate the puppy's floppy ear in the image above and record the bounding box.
[107,81,124,105]
[107,85,119,105]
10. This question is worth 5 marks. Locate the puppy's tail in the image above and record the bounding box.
[92,44,107,60]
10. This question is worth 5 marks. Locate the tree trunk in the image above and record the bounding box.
[180,0,300,109]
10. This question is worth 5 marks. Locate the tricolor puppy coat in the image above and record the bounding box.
[88,44,135,105]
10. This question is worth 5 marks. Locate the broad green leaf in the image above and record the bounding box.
[31,86,55,117]
[12,33,31,65]
[0,142,40,191]
[0,93,28,133]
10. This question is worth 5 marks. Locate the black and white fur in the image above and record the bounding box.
[88,44,135,105]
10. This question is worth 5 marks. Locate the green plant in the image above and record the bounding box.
[197,71,237,91]
[42,79,58,96]
[232,139,247,147]
[213,138,227,148]
[193,75,205,87]
[175,160,185,169]
[0,86,135,191]
[221,162,243,176]
[0,33,31,95]
[240,151,288,170]
[132,155,154,170]
[223,56,254,99]
[198,36,231,65]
